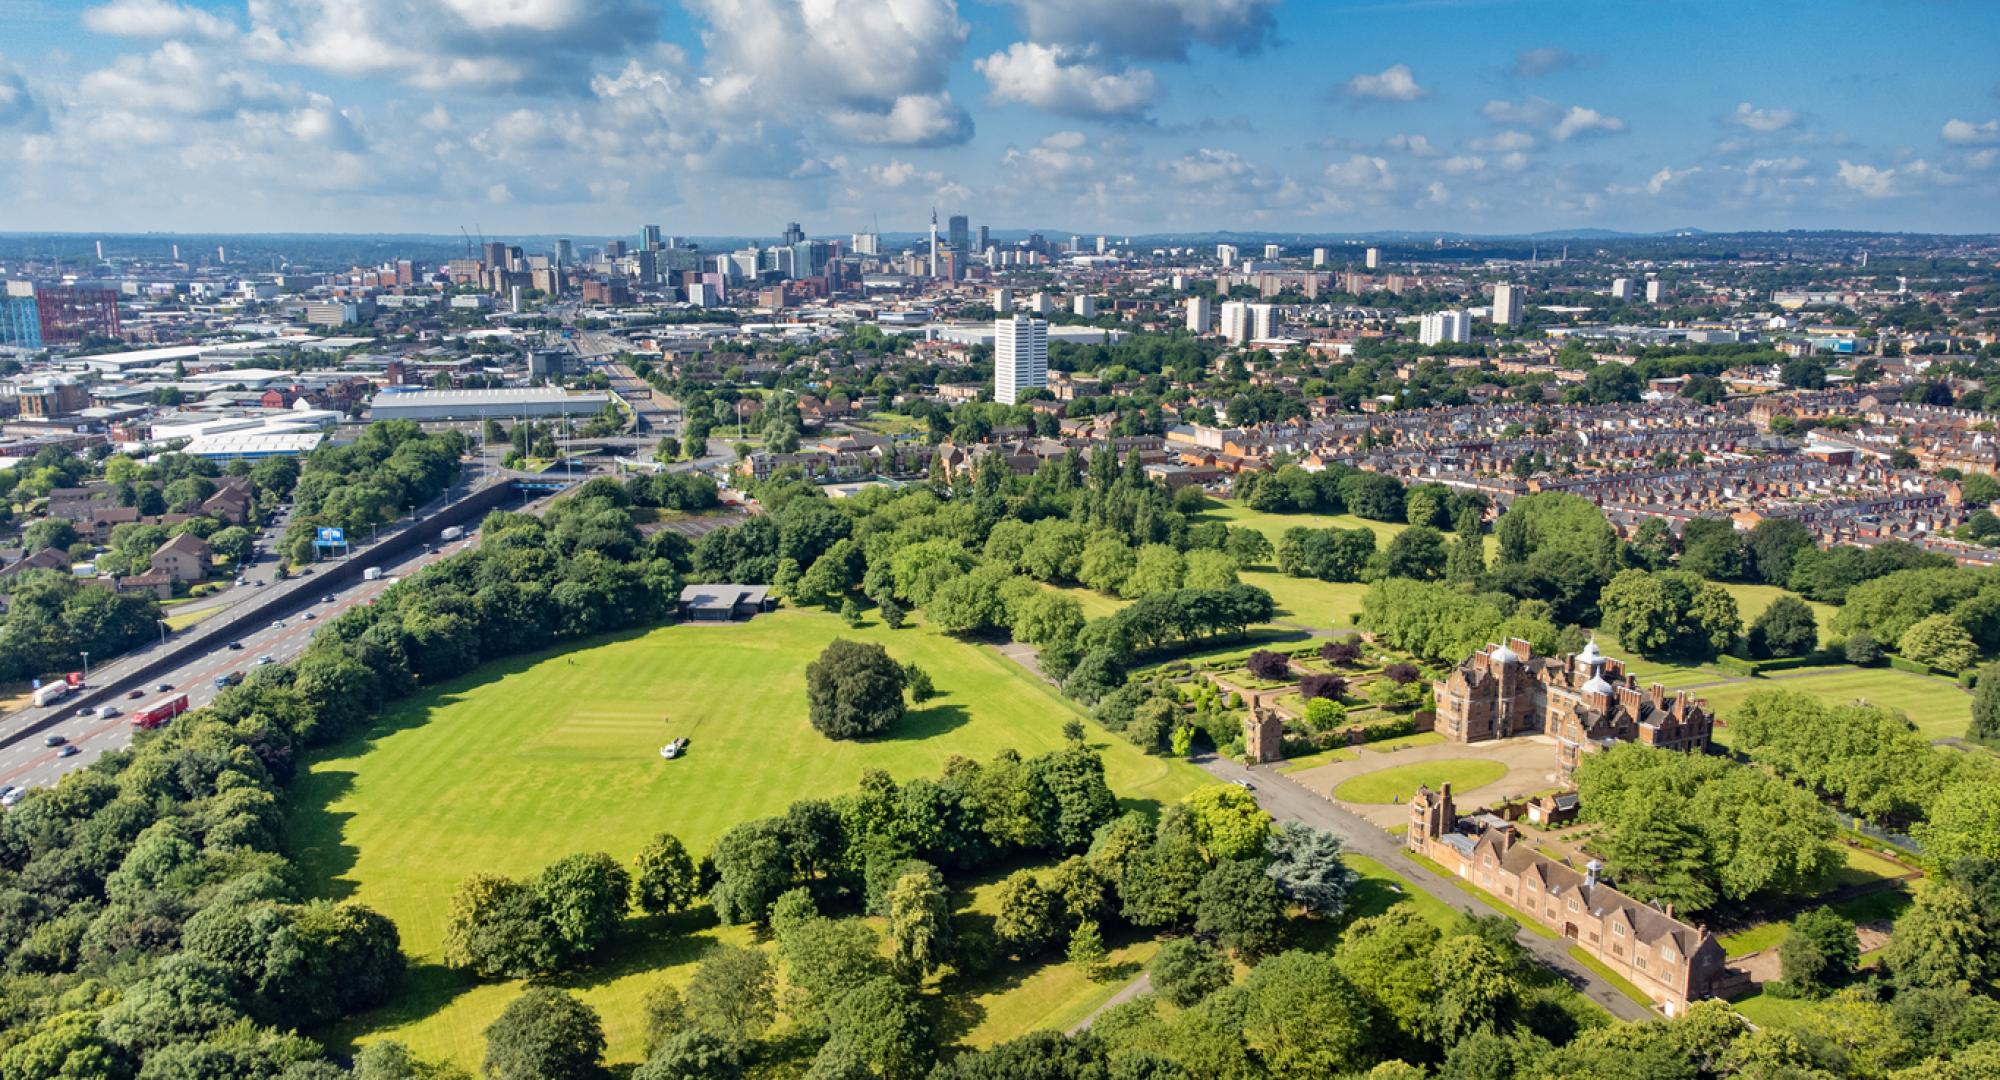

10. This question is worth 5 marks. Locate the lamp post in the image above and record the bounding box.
[80,651,89,685]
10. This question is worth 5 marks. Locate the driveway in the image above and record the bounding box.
[1291,735,1563,827]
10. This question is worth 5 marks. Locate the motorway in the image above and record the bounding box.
[0,532,479,799]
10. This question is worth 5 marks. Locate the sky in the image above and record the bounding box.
[1,0,1997,239]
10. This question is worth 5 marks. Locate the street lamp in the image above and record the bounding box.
[80,651,89,685]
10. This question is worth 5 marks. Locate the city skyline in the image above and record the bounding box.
[0,0,1997,237]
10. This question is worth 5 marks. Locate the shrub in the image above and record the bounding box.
[1302,697,1348,733]
[1319,639,1363,666]
[1245,650,1292,681]
[1380,662,1420,685]
[1843,631,1882,665]
[1297,674,1345,701]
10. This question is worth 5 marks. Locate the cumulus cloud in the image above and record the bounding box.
[1727,102,1798,133]
[1343,63,1427,102]
[1837,159,1900,198]
[1383,133,1439,157]
[80,42,296,118]
[1002,0,1278,60]
[977,42,1158,118]
[827,93,972,147]
[1481,96,1561,126]
[82,0,235,39]
[1551,105,1626,142]
[1942,118,2000,145]
[0,60,47,131]
[1469,129,1535,153]
[1511,46,1591,77]
[1324,153,1395,191]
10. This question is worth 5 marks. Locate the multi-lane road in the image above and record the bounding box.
[0,532,479,799]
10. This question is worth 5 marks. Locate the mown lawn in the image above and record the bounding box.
[1704,665,1971,741]
[1332,758,1509,804]
[293,606,1209,1069]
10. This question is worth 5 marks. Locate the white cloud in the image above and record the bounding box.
[1383,133,1439,157]
[81,0,234,39]
[827,92,972,147]
[1440,154,1485,175]
[1511,46,1590,77]
[1324,153,1395,191]
[1646,165,1699,195]
[79,42,296,118]
[1003,0,1278,60]
[1551,105,1626,142]
[1747,155,1808,176]
[0,60,46,131]
[1837,160,1900,198]
[977,42,1158,118]
[1481,97,1560,126]
[1343,63,1426,102]
[1727,102,1798,133]
[1469,129,1535,153]
[1942,118,2000,145]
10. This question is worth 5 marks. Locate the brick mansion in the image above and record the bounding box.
[1433,638,1716,780]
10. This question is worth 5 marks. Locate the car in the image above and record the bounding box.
[257,655,276,665]
[43,734,66,747]
[235,578,246,586]
[75,706,95,719]
[301,567,313,575]
[303,612,316,620]
[1230,779,1256,791]
[227,641,244,650]
[99,706,119,718]
[255,580,265,587]
[271,619,285,629]
[1,790,22,808]
[56,745,79,758]
[321,594,336,603]
[126,688,145,699]
[156,682,173,692]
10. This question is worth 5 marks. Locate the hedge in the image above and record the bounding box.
[1713,655,1757,678]
[1887,655,1937,676]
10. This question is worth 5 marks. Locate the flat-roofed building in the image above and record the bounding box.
[367,387,613,422]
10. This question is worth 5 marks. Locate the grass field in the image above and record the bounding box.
[1344,854,1460,928]
[1703,665,1971,741]
[1717,882,1917,958]
[1717,583,1839,646]
[1332,758,1508,804]
[294,606,1209,1068]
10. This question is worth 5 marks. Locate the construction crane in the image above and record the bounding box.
[459,226,472,258]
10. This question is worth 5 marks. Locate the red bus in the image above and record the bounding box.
[130,693,189,730]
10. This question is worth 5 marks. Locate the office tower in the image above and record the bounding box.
[606,240,627,258]
[1313,248,1328,267]
[510,285,523,313]
[1611,277,1635,303]
[170,243,180,261]
[636,250,658,285]
[1646,278,1663,304]
[1095,236,1107,255]
[556,239,575,267]
[947,214,969,253]
[992,287,1013,313]
[1418,310,1471,346]
[1073,294,1097,318]
[1186,295,1212,333]
[482,241,508,269]
[782,222,805,246]
[851,232,880,256]
[1028,292,1055,315]
[994,315,1049,405]
[1069,234,1080,251]
[976,225,989,253]
[95,241,104,261]
[1264,243,1282,260]
[1492,283,1522,327]
[642,224,662,251]
[1217,243,1239,268]
[1365,247,1379,269]
[217,246,227,263]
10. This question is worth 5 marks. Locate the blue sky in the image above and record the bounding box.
[0,0,1996,237]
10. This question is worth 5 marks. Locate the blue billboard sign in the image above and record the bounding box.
[316,527,346,544]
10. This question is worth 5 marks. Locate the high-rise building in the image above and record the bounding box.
[994,315,1048,405]
[1611,277,1635,303]
[1219,301,1273,344]
[642,224,663,251]
[928,211,940,278]
[782,222,806,246]
[1028,292,1055,316]
[1250,303,1277,341]
[975,225,989,253]
[1365,247,1380,270]
[1419,310,1471,345]
[947,214,969,253]
[1263,243,1282,260]
[1312,248,1328,267]
[1186,295,1212,334]
[1645,278,1663,304]
[1073,294,1097,318]
[482,241,509,270]
[851,232,880,256]
[556,239,575,267]
[1217,243,1239,268]
[1492,283,1522,327]
[991,287,1013,313]
[0,286,41,350]
[1095,236,1107,255]
[4,284,123,347]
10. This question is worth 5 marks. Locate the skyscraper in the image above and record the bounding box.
[1611,277,1636,303]
[782,222,805,246]
[948,214,969,253]
[1365,247,1379,269]
[1492,283,1522,327]
[975,225,989,253]
[1217,243,1239,268]
[1219,301,1273,344]
[994,315,1048,405]
[556,239,575,268]
[1646,278,1664,304]
[1419,310,1471,345]
[642,225,663,251]
[1312,248,1328,267]
[1073,294,1097,318]
[928,210,940,278]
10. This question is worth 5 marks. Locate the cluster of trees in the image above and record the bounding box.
[1231,463,1471,527]
[0,568,162,682]
[1359,578,1578,665]
[286,421,469,564]
[442,853,634,978]
[1732,690,2000,862]
[1835,566,2000,674]
[1573,744,1841,913]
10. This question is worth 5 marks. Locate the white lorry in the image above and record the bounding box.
[363,567,383,581]
[440,526,465,541]
[31,683,72,708]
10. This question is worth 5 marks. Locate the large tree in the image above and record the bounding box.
[806,639,908,739]
[481,988,606,1080]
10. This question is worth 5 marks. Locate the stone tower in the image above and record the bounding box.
[1243,706,1285,764]
[1407,782,1455,853]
